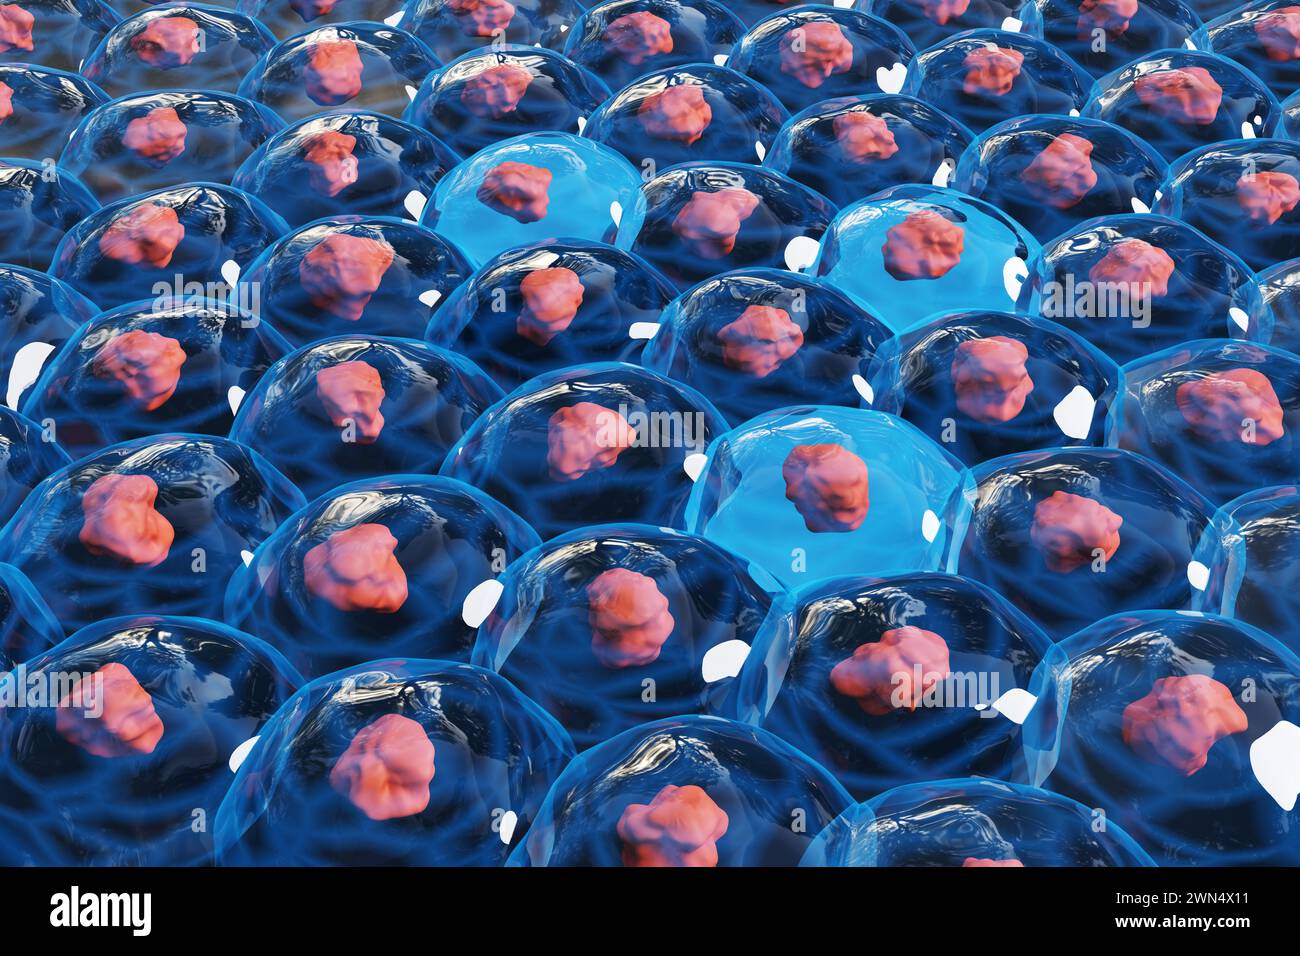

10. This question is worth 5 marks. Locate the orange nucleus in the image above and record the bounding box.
[56,663,165,758]
[98,204,185,268]
[329,713,436,820]
[92,329,187,411]
[316,360,386,443]
[477,160,552,223]
[617,784,729,867]
[1176,368,1285,445]
[671,187,760,260]
[299,232,395,320]
[587,568,674,668]
[79,473,175,567]
[881,209,964,280]
[782,443,870,533]
[829,626,951,715]
[517,266,584,345]
[304,523,408,613]
[546,401,635,481]
[1029,490,1122,573]
[1122,674,1248,775]
[951,336,1034,423]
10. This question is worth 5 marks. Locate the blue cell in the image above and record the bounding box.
[225,474,539,675]
[868,310,1121,465]
[728,7,915,114]
[230,334,503,498]
[731,572,1053,798]
[214,659,573,865]
[0,265,99,411]
[685,406,972,588]
[1204,2,1300,101]
[1016,213,1269,366]
[1155,138,1300,272]
[903,29,1092,134]
[441,362,728,539]
[632,161,836,289]
[241,0,407,39]
[812,183,1037,333]
[1196,485,1300,649]
[954,114,1167,243]
[405,45,611,157]
[422,131,645,267]
[0,0,119,73]
[0,405,71,527]
[801,778,1156,866]
[1257,256,1300,354]
[763,93,974,209]
[1019,0,1204,79]
[426,238,676,392]
[0,434,305,630]
[1118,341,1300,505]
[473,523,778,749]
[641,267,891,426]
[956,447,1224,640]
[0,615,301,865]
[60,91,285,203]
[0,64,108,162]
[22,298,289,458]
[234,111,460,229]
[49,183,287,310]
[1083,50,1281,163]
[238,21,439,121]
[1024,610,1300,865]
[581,63,787,169]
[563,0,746,92]
[508,715,850,866]
[81,4,277,96]
[236,215,472,345]
[406,0,586,63]
[0,562,62,674]
[0,161,99,271]
[859,0,1024,51]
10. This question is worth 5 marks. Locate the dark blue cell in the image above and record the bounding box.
[214,658,573,865]
[0,0,119,74]
[0,160,99,271]
[0,615,301,865]
[0,265,99,412]
[426,238,676,391]
[225,474,539,675]
[0,64,108,162]
[1019,0,1204,79]
[473,523,778,749]
[230,334,504,498]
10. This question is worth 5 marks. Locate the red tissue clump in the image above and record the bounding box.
[638,84,712,145]
[1087,238,1175,298]
[830,626,952,716]
[0,80,11,123]
[477,160,552,223]
[329,713,436,820]
[517,266,584,345]
[290,0,337,22]
[1122,675,1248,776]
[0,4,33,53]
[1236,171,1300,224]
[449,0,516,38]
[603,12,673,66]
[1076,0,1137,41]
[79,473,175,567]
[1021,133,1097,209]
[304,523,408,613]
[461,63,533,118]
[122,106,188,164]
[546,401,635,481]
[782,443,870,533]
[1029,490,1123,573]
[912,0,970,25]
[93,329,187,411]
[617,785,729,867]
[1175,368,1286,445]
[671,187,760,260]
[304,39,364,107]
[716,304,804,377]
[963,857,1025,867]
[299,233,395,321]
[962,46,1025,96]
[98,203,185,268]
[130,16,200,67]
[951,336,1034,423]
[303,130,359,198]
[779,22,854,90]
[1255,7,1300,62]
[1133,67,1222,125]
[881,209,964,280]
[833,111,899,163]
[56,663,165,758]
[316,360,386,443]
[586,568,675,668]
